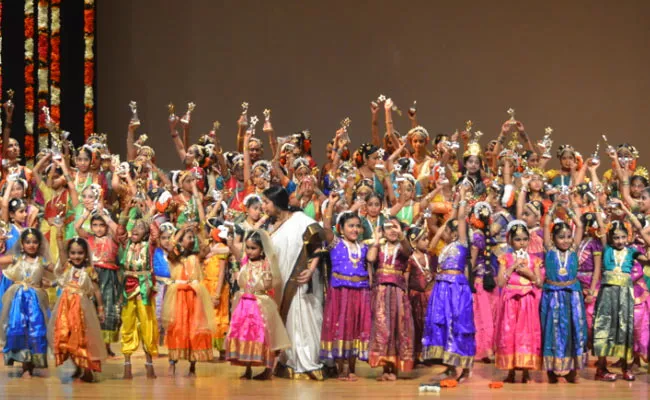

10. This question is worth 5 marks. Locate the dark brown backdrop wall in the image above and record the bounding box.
[97,0,650,169]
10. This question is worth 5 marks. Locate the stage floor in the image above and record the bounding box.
[0,349,647,399]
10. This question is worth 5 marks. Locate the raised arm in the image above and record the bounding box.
[169,116,188,165]
[236,114,247,153]
[126,120,138,161]
[2,102,14,158]
[371,102,380,147]
[243,130,253,193]
[263,117,278,158]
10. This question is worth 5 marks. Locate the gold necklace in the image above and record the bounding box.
[612,248,627,273]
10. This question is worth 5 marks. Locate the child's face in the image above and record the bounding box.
[245,239,262,260]
[366,197,381,217]
[640,191,650,213]
[11,207,27,224]
[521,208,539,228]
[399,182,415,201]
[159,232,172,252]
[181,231,195,249]
[560,153,575,170]
[91,219,108,237]
[416,236,430,252]
[611,230,628,250]
[68,242,86,266]
[510,232,529,251]
[341,217,361,242]
[247,203,262,221]
[554,228,573,251]
[22,235,40,256]
[383,221,402,242]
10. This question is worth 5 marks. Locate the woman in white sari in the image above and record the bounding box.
[262,186,327,380]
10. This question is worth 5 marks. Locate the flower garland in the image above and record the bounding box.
[83,0,95,139]
[49,0,61,125]
[24,0,36,162]
[37,0,50,153]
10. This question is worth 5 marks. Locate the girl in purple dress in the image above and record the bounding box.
[368,216,414,381]
[576,213,603,349]
[406,225,434,364]
[320,195,378,381]
[422,187,475,383]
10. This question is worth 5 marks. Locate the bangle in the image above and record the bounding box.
[386,121,393,125]
[459,200,468,207]
[622,179,630,187]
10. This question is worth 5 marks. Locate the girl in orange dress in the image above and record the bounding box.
[162,228,215,377]
[50,236,107,382]
[202,225,230,359]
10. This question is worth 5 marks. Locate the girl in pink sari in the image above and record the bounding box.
[496,221,543,383]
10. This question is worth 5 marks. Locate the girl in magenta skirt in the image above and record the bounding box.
[320,196,377,381]
[368,216,414,381]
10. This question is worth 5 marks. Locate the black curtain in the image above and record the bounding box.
[1,0,90,161]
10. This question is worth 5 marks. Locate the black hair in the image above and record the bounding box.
[433,134,449,146]
[44,164,63,177]
[581,213,599,230]
[8,198,26,215]
[244,230,265,258]
[507,223,530,242]
[607,220,629,245]
[67,237,90,266]
[552,221,572,240]
[77,146,93,160]
[244,195,262,208]
[336,212,361,232]
[364,192,382,204]
[263,185,301,212]
[20,228,43,246]
[90,214,107,225]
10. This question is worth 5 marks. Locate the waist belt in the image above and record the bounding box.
[376,268,403,276]
[545,278,577,287]
[124,270,152,277]
[332,272,369,282]
[438,269,463,275]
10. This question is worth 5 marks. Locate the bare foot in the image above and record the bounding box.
[241,365,253,380]
[168,362,176,377]
[522,370,531,384]
[186,362,197,378]
[80,369,95,383]
[503,370,515,383]
[347,373,359,382]
[253,369,273,380]
[106,345,116,358]
[71,366,83,379]
[376,373,388,381]
[146,364,157,379]
[123,364,133,380]
[386,373,397,381]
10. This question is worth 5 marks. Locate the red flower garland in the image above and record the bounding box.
[50,0,61,124]
[24,0,36,161]
[83,0,96,139]
[37,0,50,153]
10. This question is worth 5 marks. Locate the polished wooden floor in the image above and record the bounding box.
[0,348,647,399]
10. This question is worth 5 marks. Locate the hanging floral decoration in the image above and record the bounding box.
[49,0,61,124]
[37,0,50,152]
[24,0,36,161]
[83,0,95,139]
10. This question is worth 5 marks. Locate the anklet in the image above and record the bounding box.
[145,362,153,366]
[124,362,131,366]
